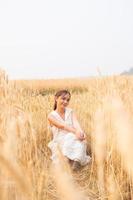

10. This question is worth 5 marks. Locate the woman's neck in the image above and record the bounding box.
[56,107,65,114]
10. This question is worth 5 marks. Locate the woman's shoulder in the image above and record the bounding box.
[48,110,56,118]
[66,107,73,112]
[48,108,73,118]
[65,107,74,116]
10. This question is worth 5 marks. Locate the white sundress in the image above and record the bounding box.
[48,108,91,166]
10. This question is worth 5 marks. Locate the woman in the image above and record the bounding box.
[48,90,91,170]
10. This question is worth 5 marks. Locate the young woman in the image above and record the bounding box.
[48,90,91,170]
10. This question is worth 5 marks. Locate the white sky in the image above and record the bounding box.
[0,0,133,79]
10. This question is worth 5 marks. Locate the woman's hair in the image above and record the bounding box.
[54,89,71,110]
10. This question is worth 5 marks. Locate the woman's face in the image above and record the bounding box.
[56,93,70,109]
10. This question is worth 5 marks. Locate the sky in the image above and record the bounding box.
[0,0,133,79]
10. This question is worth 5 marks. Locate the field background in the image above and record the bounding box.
[0,70,133,200]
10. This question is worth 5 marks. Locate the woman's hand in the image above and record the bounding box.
[75,130,86,141]
[80,131,86,140]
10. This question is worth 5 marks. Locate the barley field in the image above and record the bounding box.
[0,69,133,200]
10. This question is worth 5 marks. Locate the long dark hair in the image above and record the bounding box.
[54,90,71,110]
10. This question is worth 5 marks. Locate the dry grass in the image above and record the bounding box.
[0,69,133,199]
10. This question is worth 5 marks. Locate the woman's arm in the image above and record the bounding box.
[72,112,83,132]
[72,112,86,140]
[48,114,76,134]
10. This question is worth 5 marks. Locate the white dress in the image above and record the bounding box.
[48,108,91,166]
